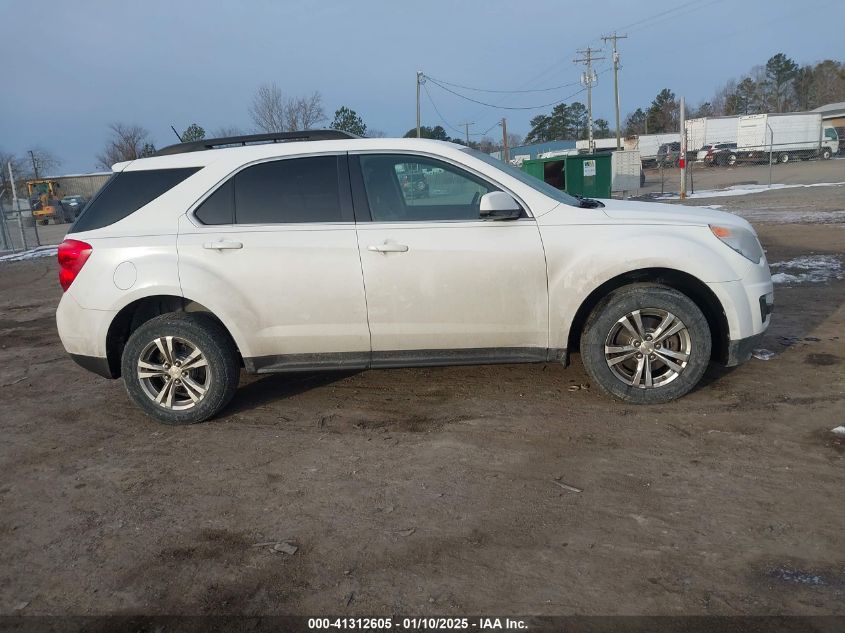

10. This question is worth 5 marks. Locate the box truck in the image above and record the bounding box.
[735,113,839,163]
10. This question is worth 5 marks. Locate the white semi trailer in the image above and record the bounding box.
[624,133,679,166]
[685,116,740,153]
[735,113,839,163]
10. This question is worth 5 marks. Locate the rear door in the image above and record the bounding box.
[177,154,371,371]
[350,152,550,365]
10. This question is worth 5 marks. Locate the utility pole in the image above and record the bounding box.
[500,118,509,162]
[574,47,604,153]
[416,71,424,138]
[459,121,474,145]
[28,150,39,179]
[679,96,687,200]
[601,32,627,150]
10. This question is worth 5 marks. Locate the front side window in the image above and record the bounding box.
[824,128,838,140]
[359,154,496,222]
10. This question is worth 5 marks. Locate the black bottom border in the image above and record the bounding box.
[0,616,842,633]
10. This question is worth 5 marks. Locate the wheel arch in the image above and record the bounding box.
[105,295,242,378]
[566,268,730,363]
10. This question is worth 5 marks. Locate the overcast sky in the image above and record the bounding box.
[1,0,842,173]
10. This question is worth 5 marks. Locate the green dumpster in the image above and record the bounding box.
[564,153,611,198]
[521,157,566,191]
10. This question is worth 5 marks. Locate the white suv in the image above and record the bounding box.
[56,131,773,424]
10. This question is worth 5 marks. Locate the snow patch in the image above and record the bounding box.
[0,245,58,263]
[770,255,843,285]
[656,181,845,200]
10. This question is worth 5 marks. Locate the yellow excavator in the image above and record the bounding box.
[27,179,65,224]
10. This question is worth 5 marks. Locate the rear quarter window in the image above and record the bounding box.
[71,167,200,232]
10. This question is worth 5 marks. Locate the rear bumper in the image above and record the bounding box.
[69,353,115,378]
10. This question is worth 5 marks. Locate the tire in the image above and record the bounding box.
[579,284,712,404]
[821,148,832,160]
[779,152,790,163]
[121,312,239,424]
[727,153,737,166]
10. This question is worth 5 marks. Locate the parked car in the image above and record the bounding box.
[60,195,87,220]
[56,131,773,424]
[701,142,739,166]
[656,142,681,167]
[398,171,429,198]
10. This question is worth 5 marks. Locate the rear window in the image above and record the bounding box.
[192,155,343,225]
[71,167,200,232]
[234,156,341,224]
[194,178,234,225]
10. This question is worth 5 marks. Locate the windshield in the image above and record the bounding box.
[460,147,581,207]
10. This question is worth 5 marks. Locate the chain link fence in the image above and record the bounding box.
[0,201,70,255]
[622,113,843,197]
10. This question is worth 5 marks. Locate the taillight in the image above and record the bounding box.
[57,239,92,291]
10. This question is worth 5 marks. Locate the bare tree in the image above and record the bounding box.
[285,91,325,131]
[26,147,61,178]
[96,123,152,169]
[0,150,28,204]
[249,83,286,133]
[249,84,326,133]
[477,137,500,154]
[214,125,245,138]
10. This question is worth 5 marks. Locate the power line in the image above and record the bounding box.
[609,0,703,35]
[423,75,583,94]
[425,76,591,111]
[421,83,467,135]
[422,84,523,139]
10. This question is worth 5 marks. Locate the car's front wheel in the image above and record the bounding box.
[121,313,239,424]
[580,284,711,404]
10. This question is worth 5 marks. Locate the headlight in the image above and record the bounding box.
[709,225,764,263]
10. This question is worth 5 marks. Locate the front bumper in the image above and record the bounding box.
[725,331,765,367]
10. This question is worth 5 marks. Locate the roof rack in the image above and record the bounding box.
[154,129,360,156]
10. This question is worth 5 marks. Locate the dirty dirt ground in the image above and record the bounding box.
[0,186,843,617]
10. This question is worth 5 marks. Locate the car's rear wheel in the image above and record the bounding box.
[779,152,790,163]
[121,313,239,424]
[580,284,711,404]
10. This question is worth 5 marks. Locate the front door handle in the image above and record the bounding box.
[368,242,409,253]
[203,240,243,250]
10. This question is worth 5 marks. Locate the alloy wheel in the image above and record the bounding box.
[137,336,211,410]
[604,308,692,389]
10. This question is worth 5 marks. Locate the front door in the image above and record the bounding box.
[351,153,549,365]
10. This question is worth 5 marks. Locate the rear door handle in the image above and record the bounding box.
[203,240,243,250]
[368,242,409,253]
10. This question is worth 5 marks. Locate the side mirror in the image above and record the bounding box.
[479,191,522,220]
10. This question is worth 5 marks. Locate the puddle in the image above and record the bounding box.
[768,567,827,586]
[770,255,843,285]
